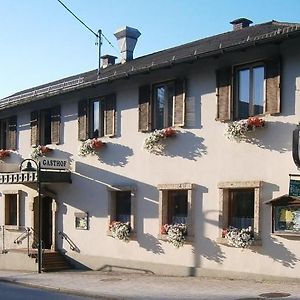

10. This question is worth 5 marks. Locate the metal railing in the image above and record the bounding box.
[58,231,80,253]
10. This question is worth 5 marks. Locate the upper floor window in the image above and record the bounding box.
[138,78,186,132]
[216,58,280,121]
[0,116,17,150]
[30,106,60,146]
[236,65,265,120]
[78,94,116,141]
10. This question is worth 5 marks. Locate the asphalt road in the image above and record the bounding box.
[0,282,95,300]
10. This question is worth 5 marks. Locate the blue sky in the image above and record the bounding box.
[1,0,299,99]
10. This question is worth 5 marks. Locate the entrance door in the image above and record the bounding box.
[34,196,53,249]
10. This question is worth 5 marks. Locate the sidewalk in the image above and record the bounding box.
[0,269,300,300]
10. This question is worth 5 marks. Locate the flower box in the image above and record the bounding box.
[31,145,52,160]
[109,221,131,242]
[0,149,10,159]
[226,117,265,142]
[144,127,176,153]
[161,223,187,248]
[79,138,106,156]
[223,226,254,248]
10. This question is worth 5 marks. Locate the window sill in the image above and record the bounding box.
[216,237,262,247]
[158,233,194,243]
[272,232,300,238]
[4,225,20,231]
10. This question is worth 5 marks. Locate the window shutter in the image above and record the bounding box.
[173,78,186,127]
[30,111,39,147]
[138,85,151,132]
[7,116,17,150]
[50,106,61,144]
[265,58,280,114]
[104,94,116,137]
[78,100,88,141]
[216,67,232,121]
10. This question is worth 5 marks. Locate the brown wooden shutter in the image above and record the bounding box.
[7,116,17,150]
[50,106,61,144]
[173,78,186,127]
[30,111,39,147]
[138,85,151,132]
[104,94,116,137]
[216,67,232,121]
[78,100,88,141]
[265,58,281,114]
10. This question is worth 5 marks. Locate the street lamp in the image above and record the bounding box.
[20,159,42,274]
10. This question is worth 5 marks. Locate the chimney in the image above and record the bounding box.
[114,26,141,63]
[230,18,253,31]
[101,54,117,68]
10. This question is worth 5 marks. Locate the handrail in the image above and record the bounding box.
[58,231,80,253]
[14,227,31,245]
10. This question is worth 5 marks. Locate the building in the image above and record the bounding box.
[0,18,300,279]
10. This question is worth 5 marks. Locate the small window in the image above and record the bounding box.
[0,117,17,150]
[158,183,194,239]
[40,109,52,145]
[107,186,136,235]
[90,98,104,138]
[4,193,20,228]
[153,82,175,130]
[218,181,261,242]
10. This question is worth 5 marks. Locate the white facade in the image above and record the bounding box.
[0,23,300,279]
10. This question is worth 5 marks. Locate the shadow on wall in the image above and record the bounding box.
[243,121,297,153]
[159,131,208,160]
[255,236,300,268]
[137,233,164,255]
[95,142,134,167]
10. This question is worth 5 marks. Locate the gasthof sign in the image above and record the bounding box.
[39,157,69,170]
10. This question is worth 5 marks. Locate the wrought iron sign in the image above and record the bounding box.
[0,171,37,184]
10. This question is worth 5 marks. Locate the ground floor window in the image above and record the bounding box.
[158,183,194,239]
[2,191,20,229]
[218,181,261,242]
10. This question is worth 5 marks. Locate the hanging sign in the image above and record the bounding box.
[289,174,300,197]
[39,157,69,170]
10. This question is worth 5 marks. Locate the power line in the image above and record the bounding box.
[57,0,119,54]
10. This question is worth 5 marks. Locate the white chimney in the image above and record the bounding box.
[114,26,141,63]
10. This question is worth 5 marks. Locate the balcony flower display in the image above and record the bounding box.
[109,221,131,242]
[226,117,265,142]
[31,145,52,160]
[161,223,187,248]
[0,149,10,159]
[79,138,106,156]
[224,226,254,248]
[144,127,176,153]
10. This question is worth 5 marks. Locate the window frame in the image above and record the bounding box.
[234,62,266,120]
[107,185,136,237]
[2,190,21,230]
[158,183,194,241]
[217,181,261,245]
[89,97,105,138]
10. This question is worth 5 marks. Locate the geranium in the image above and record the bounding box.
[31,145,52,160]
[109,221,131,242]
[79,138,105,156]
[226,117,265,142]
[143,127,176,153]
[162,223,187,248]
[0,149,10,159]
[225,226,254,248]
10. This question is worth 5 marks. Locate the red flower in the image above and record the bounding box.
[161,224,169,234]
[40,146,51,154]
[91,138,105,150]
[163,127,176,138]
[0,149,10,159]
[247,117,264,128]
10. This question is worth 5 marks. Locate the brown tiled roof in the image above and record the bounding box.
[1,20,300,110]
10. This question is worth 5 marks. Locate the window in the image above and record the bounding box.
[30,106,60,146]
[216,58,280,121]
[138,78,186,132]
[78,94,116,140]
[107,186,136,233]
[218,181,261,242]
[158,183,194,238]
[236,65,265,119]
[0,116,17,150]
[3,191,20,229]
